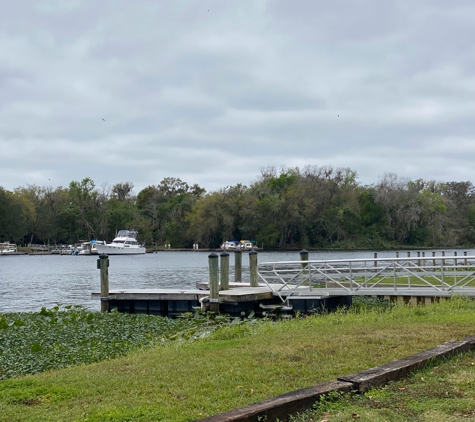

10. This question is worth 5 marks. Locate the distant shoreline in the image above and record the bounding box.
[3,245,475,256]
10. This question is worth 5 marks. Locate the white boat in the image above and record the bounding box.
[0,243,17,254]
[77,242,92,255]
[220,240,240,250]
[90,240,104,255]
[74,240,105,255]
[95,230,146,255]
[239,240,257,251]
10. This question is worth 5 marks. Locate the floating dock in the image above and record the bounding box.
[92,252,475,317]
[92,283,352,317]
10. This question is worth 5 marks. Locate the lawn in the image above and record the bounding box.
[1,299,475,421]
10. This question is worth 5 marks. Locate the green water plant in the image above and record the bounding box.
[0,305,222,380]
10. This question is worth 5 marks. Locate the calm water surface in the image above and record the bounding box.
[1,249,474,313]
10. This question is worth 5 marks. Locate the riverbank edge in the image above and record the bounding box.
[4,246,475,256]
[195,334,475,422]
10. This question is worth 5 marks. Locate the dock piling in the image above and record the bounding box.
[208,253,219,313]
[234,250,242,282]
[97,253,109,312]
[249,250,258,287]
[300,249,309,286]
[220,252,230,290]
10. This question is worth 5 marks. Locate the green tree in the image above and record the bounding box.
[0,187,30,244]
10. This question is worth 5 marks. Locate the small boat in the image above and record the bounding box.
[220,240,240,250]
[77,242,92,255]
[73,240,105,255]
[90,240,105,255]
[0,243,17,254]
[239,240,257,251]
[220,240,258,251]
[95,229,146,255]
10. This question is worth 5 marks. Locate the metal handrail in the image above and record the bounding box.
[258,256,475,302]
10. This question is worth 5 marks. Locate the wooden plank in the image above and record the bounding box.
[194,380,354,422]
[338,336,475,392]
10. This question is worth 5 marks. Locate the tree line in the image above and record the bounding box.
[1,165,475,249]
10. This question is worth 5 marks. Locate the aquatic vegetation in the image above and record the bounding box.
[0,305,217,380]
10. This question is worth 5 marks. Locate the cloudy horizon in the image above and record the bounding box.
[1,0,475,195]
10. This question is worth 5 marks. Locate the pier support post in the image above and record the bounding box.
[249,250,258,287]
[97,253,109,312]
[234,250,242,282]
[208,253,219,313]
[220,252,229,291]
[300,249,309,286]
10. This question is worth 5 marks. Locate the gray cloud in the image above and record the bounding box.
[1,0,475,195]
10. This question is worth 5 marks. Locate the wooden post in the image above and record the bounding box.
[234,250,242,282]
[300,249,309,286]
[432,251,436,267]
[208,253,219,313]
[98,253,109,312]
[442,251,445,266]
[464,251,467,266]
[249,250,258,287]
[417,251,421,267]
[374,252,377,268]
[220,252,229,291]
[454,251,458,266]
[422,251,425,267]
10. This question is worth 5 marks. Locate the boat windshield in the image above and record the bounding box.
[116,230,138,238]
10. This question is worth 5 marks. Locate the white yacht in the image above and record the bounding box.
[95,230,146,255]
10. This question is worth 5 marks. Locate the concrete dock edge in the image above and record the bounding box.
[194,335,475,422]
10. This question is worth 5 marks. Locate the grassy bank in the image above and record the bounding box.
[1,299,475,421]
[292,350,475,421]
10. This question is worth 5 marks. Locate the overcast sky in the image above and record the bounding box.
[1,0,475,195]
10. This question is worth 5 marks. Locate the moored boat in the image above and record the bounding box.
[0,243,17,254]
[95,230,146,255]
[239,240,257,250]
[220,240,240,250]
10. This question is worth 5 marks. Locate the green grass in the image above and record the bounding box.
[1,299,475,421]
[291,351,475,421]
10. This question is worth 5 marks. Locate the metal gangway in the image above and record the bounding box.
[257,255,475,303]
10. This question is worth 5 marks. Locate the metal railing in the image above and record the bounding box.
[257,255,475,302]
[27,244,50,251]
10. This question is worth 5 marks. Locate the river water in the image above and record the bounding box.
[1,249,474,313]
